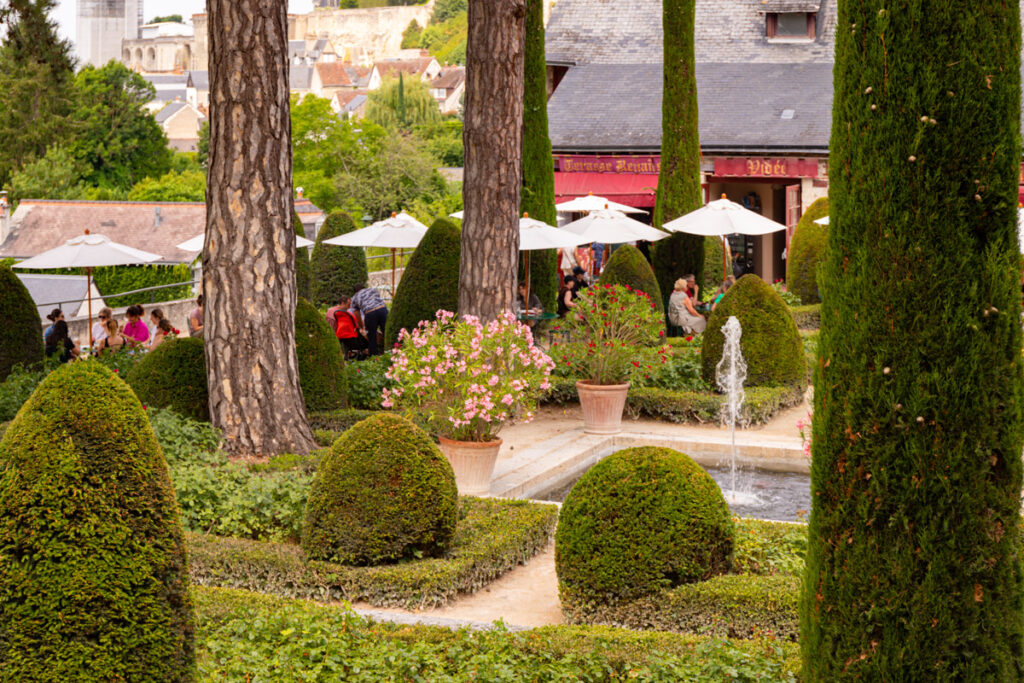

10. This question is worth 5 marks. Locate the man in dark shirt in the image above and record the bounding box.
[350,285,388,356]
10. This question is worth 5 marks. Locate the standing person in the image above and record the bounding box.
[122,305,150,346]
[189,295,204,338]
[45,321,79,363]
[95,318,127,355]
[592,242,606,277]
[575,243,592,279]
[43,309,64,343]
[92,307,113,345]
[558,245,578,280]
[350,285,388,356]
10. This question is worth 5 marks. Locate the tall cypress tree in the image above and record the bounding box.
[519,0,558,312]
[650,0,703,307]
[800,2,1024,679]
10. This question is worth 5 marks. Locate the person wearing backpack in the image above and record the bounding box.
[335,295,369,359]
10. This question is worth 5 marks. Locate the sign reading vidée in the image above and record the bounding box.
[555,155,661,174]
[713,157,820,179]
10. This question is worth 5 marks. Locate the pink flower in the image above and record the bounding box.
[488,375,500,386]
[501,394,514,406]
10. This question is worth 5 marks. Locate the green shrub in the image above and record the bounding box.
[302,412,458,565]
[308,407,380,432]
[384,217,461,347]
[295,298,347,411]
[127,336,209,420]
[148,407,221,466]
[599,244,665,313]
[785,197,828,304]
[293,211,313,302]
[340,353,392,409]
[789,303,821,330]
[0,361,195,680]
[701,274,805,387]
[190,497,558,608]
[93,264,192,307]
[0,361,52,421]
[556,446,734,607]
[311,210,368,307]
[0,265,43,381]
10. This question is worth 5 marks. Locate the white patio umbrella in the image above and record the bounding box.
[175,233,314,253]
[518,213,590,311]
[13,231,162,345]
[449,210,464,219]
[323,212,429,295]
[561,208,669,245]
[814,216,829,226]
[556,193,648,215]
[662,196,788,237]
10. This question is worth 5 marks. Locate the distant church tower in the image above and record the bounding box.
[77,0,143,67]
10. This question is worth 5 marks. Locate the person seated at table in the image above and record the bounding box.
[668,278,706,334]
[122,305,150,346]
[45,320,79,363]
[683,273,700,304]
[557,275,577,318]
[334,295,369,359]
[43,308,64,343]
[712,275,736,312]
[95,318,127,355]
[149,318,178,351]
[515,282,543,327]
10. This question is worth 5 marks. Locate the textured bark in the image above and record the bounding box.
[651,0,704,303]
[458,0,526,321]
[204,0,315,457]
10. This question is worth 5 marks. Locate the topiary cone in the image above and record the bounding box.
[598,244,665,313]
[0,361,195,680]
[295,297,347,411]
[0,264,43,381]
[785,197,828,304]
[311,210,368,308]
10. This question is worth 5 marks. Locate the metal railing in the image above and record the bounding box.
[38,280,200,311]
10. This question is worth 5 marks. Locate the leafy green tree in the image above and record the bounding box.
[69,62,172,190]
[519,0,558,312]
[402,20,422,48]
[800,1,1024,679]
[127,170,206,202]
[651,0,703,307]
[365,75,441,132]
[432,0,466,23]
[196,120,209,168]
[0,0,76,187]
[148,13,182,23]
[311,210,368,307]
[9,145,87,201]
[415,118,464,167]
[420,10,467,65]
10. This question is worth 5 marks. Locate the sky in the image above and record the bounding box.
[52,0,314,53]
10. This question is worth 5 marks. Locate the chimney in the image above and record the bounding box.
[154,205,163,227]
[0,191,10,243]
[296,187,305,199]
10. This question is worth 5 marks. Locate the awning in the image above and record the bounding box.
[554,172,659,209]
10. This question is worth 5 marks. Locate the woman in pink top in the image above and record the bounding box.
[122,305,150,346]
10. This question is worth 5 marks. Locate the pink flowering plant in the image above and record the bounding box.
[382,310,555,442]
[553,283,669,385]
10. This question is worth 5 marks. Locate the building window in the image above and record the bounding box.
[766,12,816,40]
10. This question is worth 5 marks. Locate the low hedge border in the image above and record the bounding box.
[187,497,558,609]
[789,304,820,330]
[541,378,805,425]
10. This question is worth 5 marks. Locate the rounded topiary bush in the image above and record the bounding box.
[294,210,313,302]
[701,274,805,387]
[126,336,208,420]
[786,197,828,304]
[555,446,733,609]
[295,297,347,411]
[385,217,461,347]
[0,265,43,381]
[302,412,458,565]
[598,244,664,312]
[311,210,368,307]
[0,361,195,680]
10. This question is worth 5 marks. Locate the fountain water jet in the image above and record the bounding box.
[715,316,757,505]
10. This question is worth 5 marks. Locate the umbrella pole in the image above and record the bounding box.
[524,252,531,315]
[722,237,729,282]
[87,266,94,348]
[391,248,396,298]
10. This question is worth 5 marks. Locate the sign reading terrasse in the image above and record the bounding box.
[555,155,661,174]
[713,157,820,178]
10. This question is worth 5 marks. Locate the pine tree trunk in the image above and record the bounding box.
[801,1,1024,679]
[652,0,703,304]
[204,0,315,457]
[519,0,558,312]
[458,0,526,321]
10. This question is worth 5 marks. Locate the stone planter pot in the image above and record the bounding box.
[438,437,502,496]
[576,380,630,435]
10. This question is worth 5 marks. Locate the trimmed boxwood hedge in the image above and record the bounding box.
[789,303,821,330]
[556,447,734,608]
[189,497,558,608]
[785,197,828,304]
[311,210,368,307]
[0,361,195,680]
[295,298,347,411]
[127,336,209,420]
[0,265,43,381]
[701,274,806,387]
[385,217,461,348]
[302,413,457,565]
[598,244,665,313]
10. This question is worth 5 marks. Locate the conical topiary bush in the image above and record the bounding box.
[295,297,347,411]
[311,210,368,307]
[598,244,665,313]
[0,264,43,381]
[384,217,461,347]
[786,197,828,304]
[293,211,313,302]
[701,274,804,387]
[0,361,195,680]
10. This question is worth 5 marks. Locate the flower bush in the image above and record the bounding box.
[555,283,669,385]
[383,310,554,442]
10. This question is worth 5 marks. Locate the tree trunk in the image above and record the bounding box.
[458,0,526,321]
[801,1,1023,679]
[204,0,315,457]
[651,0,704,305]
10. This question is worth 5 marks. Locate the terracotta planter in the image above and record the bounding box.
[576,380,630,435]
[438,437,502,496]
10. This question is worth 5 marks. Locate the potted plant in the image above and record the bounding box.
[557,283,667,434]
[383,310,554,495]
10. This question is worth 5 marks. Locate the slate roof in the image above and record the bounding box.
[154,101,188,124]
[17,274,103,318]
[546,0,838,65]
[547,62,833,154]
[186,70,208,90]
[290,66,313,90]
